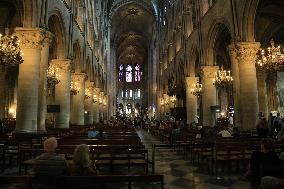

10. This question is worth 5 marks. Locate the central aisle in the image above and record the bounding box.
[136,130,250,189]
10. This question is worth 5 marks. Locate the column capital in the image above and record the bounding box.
[71,73,87,82]
[201,66,219,78]
[236,42,260,62]
[15,27,47,49]
[50,59,71,72]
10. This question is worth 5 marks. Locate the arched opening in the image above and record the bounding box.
[254,0,284,115]
[208,22,232,119]
[111,2,156,118]
[0,0,23,128]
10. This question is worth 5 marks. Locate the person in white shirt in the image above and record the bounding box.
[218,127,232,138]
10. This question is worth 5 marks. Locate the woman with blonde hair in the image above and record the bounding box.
[69,144,97,176]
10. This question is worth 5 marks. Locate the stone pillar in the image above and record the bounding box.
[185,77,198,125]
[53,59,71,128]
[70,73,86,125]
[15,28,45,132]
[93,88,100,123]
[228,44,241,127]
[236,42,260,130]
[37,31,53,132]
[257,70,268,118]
[0,69,5,119]
[84,81,94,125]
[201,66,218,127]
[99,91,104,121]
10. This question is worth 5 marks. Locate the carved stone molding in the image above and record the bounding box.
[42,31,54,47]
[72,73,86,82]
[201,66,219,78]
[50,59,71,72]
[15,27,47,50]
[236,42,260,63]
[227,43,237,58]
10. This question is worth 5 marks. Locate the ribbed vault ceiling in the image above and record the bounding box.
[110,0,155,66]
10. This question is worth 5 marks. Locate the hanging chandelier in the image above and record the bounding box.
[0,30,24,68]
[167,76,176,96]
[47,65,61,88]
[85,88,91,99]
[103,96,107,106]
[160,98,165,106]
[190,81,202,97]
[93,94,98,103]
[70,81,80,95]
[170,95,177,103]
[213,68,233,88]
[256,39,284,71]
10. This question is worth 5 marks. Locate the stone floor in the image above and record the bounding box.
[0,130,250,189]
[137,129,250,189]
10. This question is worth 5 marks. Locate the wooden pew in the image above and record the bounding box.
[0,175,164,189]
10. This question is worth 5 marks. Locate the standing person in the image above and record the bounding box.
[273,113,282,133]
[249,138,280,189]
[256,113,269,138]
[268,113,276,136]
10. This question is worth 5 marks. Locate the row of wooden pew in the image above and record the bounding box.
[0,125,163,189]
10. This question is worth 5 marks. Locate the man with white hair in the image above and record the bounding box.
[34,137,67,176]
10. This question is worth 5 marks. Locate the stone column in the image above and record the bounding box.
[201,66,218,127]
[93,88,100,123]
[185,77,198,125]
[99,91,104,121]
[257,70,268,118]
[236,42,260,130]
[53,59,71,129]
[228,44,241,127]
[15,28,45,132]
[70,73,86,125]
[37,31,53,132]
[0,69,5,119]
[84,81,94,125]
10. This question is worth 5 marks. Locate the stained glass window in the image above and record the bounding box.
[126,65,132,82]
[135,64,141,82]
[119,64,123,82]
[137,89,141,98]
[130,90,133,98]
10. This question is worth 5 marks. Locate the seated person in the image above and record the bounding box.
[95,129,107,139]
[196,128,204,139]
[34,137,67,176]
[261,176,284,189]
[217,127,232,138]
[276,126,284,140]
[68,144,97,176]
[250,138,281,189]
